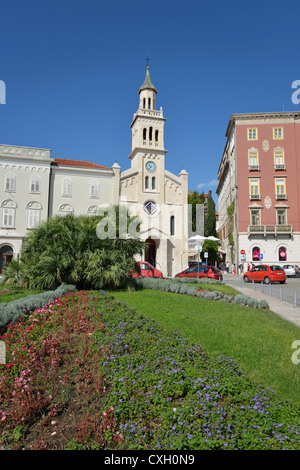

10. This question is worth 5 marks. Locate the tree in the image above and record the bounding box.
[201,239,218,265]
[4,206,144,290]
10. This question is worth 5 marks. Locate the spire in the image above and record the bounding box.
[138,63,158,94]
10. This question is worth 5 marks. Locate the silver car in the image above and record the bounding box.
[282,264,300,277]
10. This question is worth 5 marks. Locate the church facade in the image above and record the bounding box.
[0,65,189,277]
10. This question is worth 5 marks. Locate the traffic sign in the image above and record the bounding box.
[259,254,263,260]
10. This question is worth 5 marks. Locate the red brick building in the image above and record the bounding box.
[217,111,300,269]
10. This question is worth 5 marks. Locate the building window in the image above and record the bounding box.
[30,175,41,193]
[248,151,259,170]
[62,178,72,197]
[275,178,286,199]
[148,98,151,109]
[143,201,157,216]
[145,176,149,190]
[152,177,156,190]
[252,246,260,261]
[249,179,260,199]
[5,173,16,192]
[149,126,153,141]
[143,98,146,109]
[59,204,74,217]
[170,215,175,235]
[143,128,147,140]
[279,246,287,261]
[277,209,286,225]
[248,128,258,140]
[273,127,283,139]
[27,209,41,228]
[2,208,15,228]
[90,180,100,198]
[250,209,260,226]
[274,150,285,170]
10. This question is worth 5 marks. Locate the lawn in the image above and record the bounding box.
[112,288,300,406]
[0,287,42,303]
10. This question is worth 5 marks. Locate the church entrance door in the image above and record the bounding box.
[145,238,156,267]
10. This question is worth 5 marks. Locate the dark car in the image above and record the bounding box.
[243,264,286,284]
[175,265,223,281]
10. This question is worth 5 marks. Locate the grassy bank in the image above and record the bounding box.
[112,289,300,405]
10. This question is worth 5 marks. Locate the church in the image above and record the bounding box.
[0,65,189,277]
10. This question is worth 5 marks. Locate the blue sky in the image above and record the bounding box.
[1,0,299,207]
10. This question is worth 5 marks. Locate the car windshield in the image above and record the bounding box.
[269,265,283,271]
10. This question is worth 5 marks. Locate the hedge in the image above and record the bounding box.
[129,277,269,309]
[0,284,77,332]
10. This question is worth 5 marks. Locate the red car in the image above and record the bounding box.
[243,264,286,284]
[130,261,163,278]
[175,265,223,281]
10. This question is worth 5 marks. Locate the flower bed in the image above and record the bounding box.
[1,290,298,450]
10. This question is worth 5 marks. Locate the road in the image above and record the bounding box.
[223,274,300,308]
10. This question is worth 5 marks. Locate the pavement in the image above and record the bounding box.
[222,272,300,328]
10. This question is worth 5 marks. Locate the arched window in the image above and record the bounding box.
[26,201,42,228]
[152,177,156,190]
[5,172,16,192]
[30,174,41,193]
[62,178,72,197]
[252,246,260,261]
[90,180,100,198]
[170,216,175,236]
[59,204,74,217]
[155,130,159,142]
[149,126,153,141]
[145,176,149,190]
[279,246,287,262]
[1,199,17,228]
[143,98,146,109]
[143,128,147,141]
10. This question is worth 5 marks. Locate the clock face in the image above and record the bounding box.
[145,161,156,172]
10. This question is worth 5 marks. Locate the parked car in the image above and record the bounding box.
[282,264,300,278]
[243,264,286,284]
[130,261,163,278]
[175,265,223,281]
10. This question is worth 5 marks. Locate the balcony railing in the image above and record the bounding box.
[248,165,260,171]
[249,194,261,201]
[275,193,287,200]
[274,164,286,170]
[248,224,292,236]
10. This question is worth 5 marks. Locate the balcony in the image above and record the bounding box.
[274,164,286,171]
[249,194,261,201]
[248,165,260,171]
[275,193,287,200]
[248,224,293,236]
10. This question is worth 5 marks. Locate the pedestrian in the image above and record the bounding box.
[247,263,250,271]
[233,264,236,276]
[226,261,229,273]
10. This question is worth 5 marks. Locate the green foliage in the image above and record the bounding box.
[201,239,218,265]
[4,207,144,291]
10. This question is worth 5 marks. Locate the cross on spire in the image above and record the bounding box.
[146,55,150,67]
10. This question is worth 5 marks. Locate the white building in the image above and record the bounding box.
[0,65,190,277]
